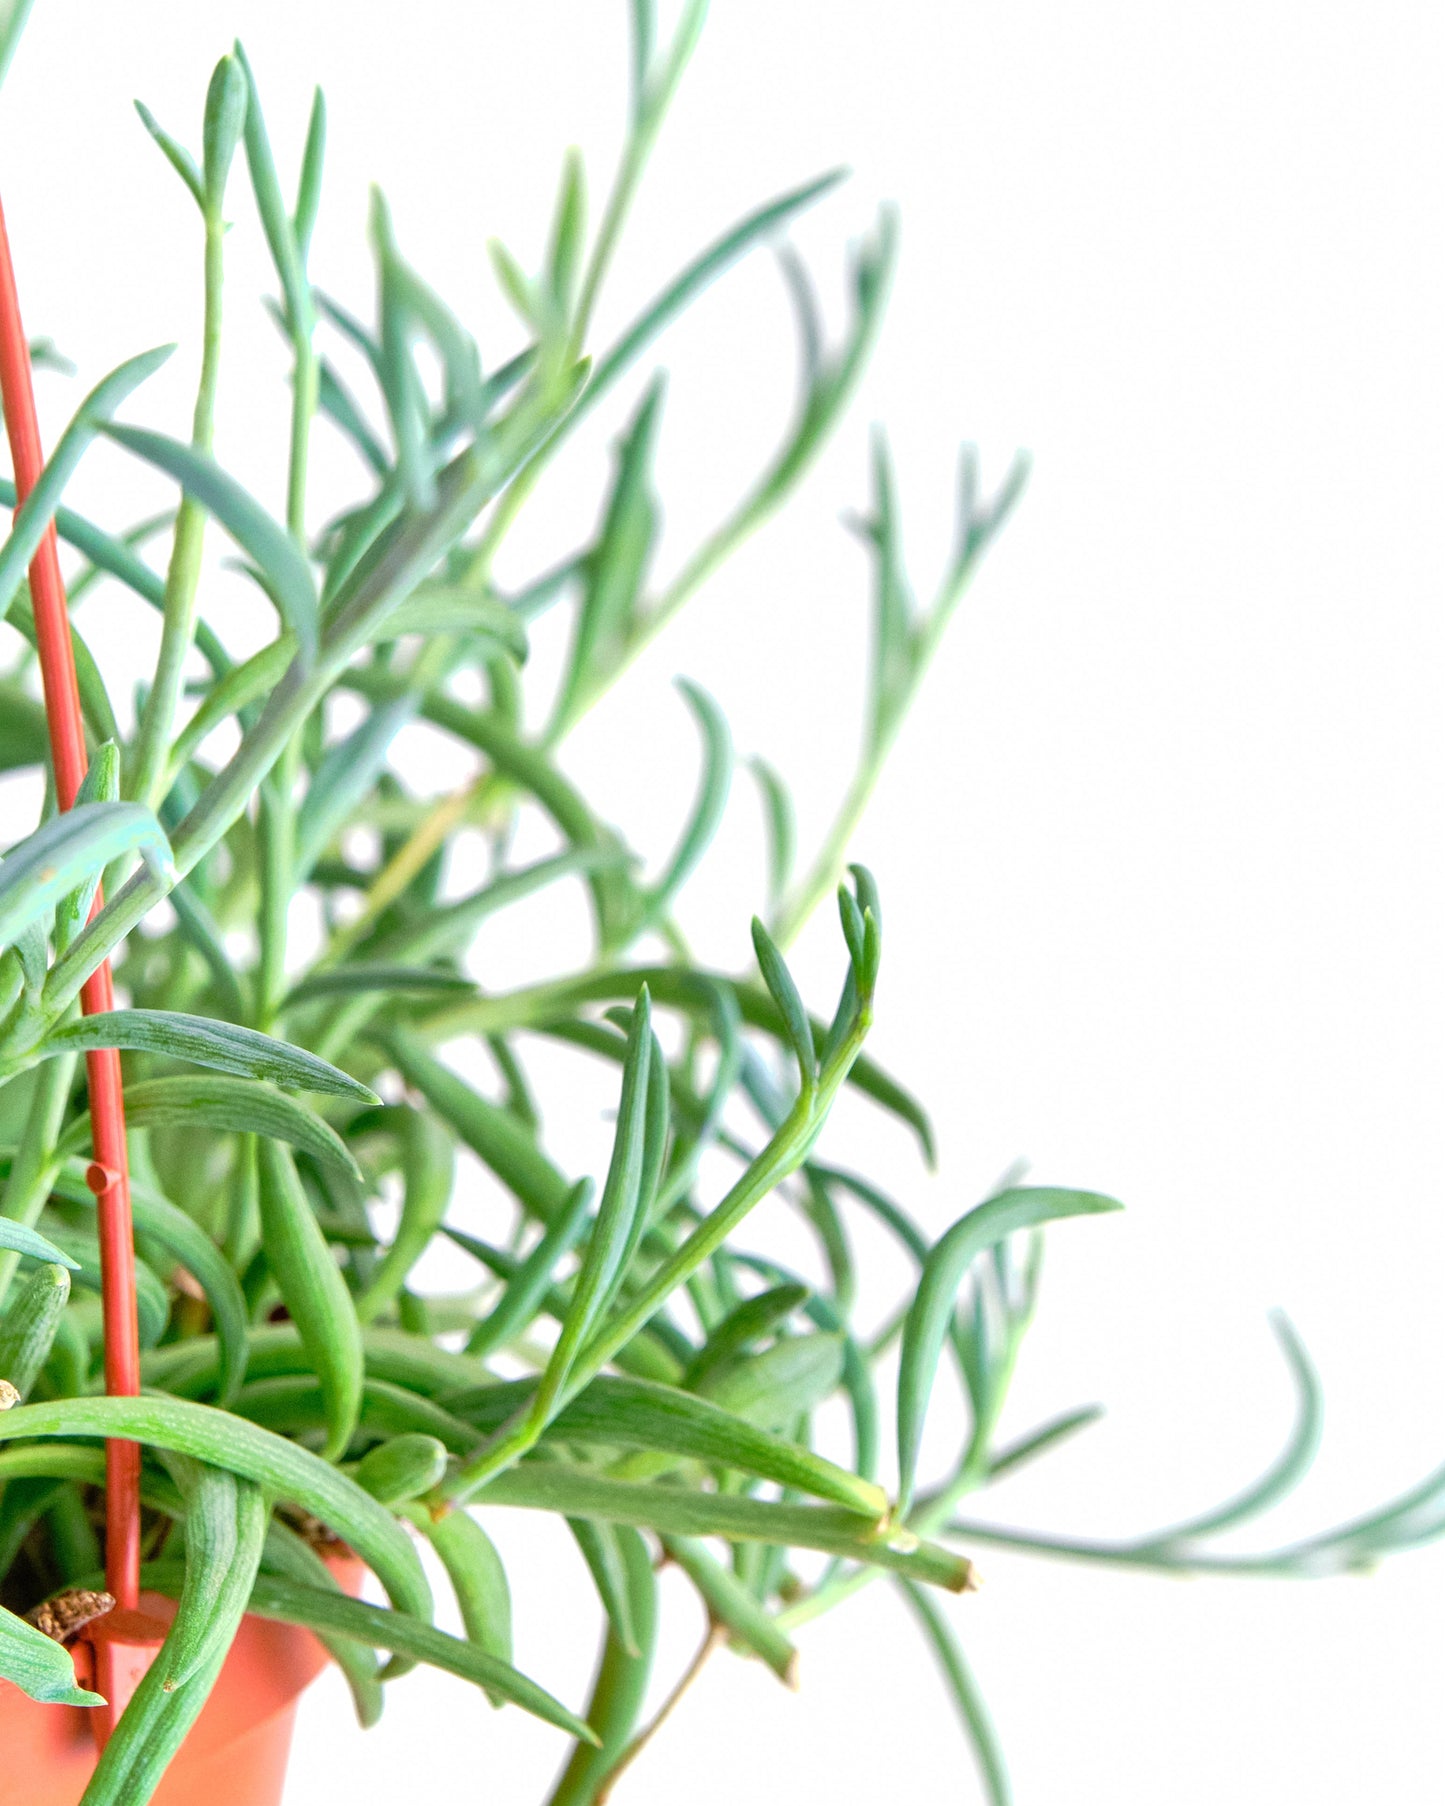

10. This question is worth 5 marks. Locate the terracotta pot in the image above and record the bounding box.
[0,1556,363,1806]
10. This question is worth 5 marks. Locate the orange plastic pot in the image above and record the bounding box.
[0,1557,363,1806]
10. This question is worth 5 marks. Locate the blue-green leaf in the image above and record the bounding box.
[0,1603,102,1707]
[896,1187,1122,1514]
[0,804,172,953]
[97,424,318,658]
[0,346,175,625]
[42,1010,377,1100]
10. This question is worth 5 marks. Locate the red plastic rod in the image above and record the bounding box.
[0,192,142,1612]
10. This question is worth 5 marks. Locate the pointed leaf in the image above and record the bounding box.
[0,1604,102,1707]
[59,1074,362,1182]
[97,425,318,658]
[750,919,814,1087]
[0,345,175,624]
[257,1139,363,1460]
[44,1010,377,1100]
[134,98,205,209]
[201,53,247,212]
[896,1187,1122,1513]
[0,1394,430,1623]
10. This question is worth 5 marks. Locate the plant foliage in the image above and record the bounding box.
[0,7,1438,1803]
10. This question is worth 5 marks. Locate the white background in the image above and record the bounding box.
[3,3,1444,1801]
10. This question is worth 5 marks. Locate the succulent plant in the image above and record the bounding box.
[0,6,1439,1803]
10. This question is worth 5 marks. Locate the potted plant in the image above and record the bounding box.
[0,5,1438,1803]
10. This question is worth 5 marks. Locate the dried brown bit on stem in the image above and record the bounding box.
[27,1589,116,1645]
[279,1504,347,1553]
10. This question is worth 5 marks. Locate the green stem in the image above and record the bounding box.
[256,736,299,1026]
[0,1053,74,1307]
[446,1007,868,1505]
[773,485,1025,947]
[130,213,227,810]
[41,386,568,1031]
[286,334,318,542]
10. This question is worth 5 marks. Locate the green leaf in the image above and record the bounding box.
[0,678,47,774]
[261,1520,383,1728]
[49,1164,249,1406]
[445,1371,885,1519]
[750,918,814,1088]
[0,346,175,626]
[546,1525,656,1806]
[63,1074,363,1182]
[201,53,248,212]
[0,1602,102,1708]
[317,357,388,474]
[898,1579,1011,1806]
[0,0,37,91]
[987,1405,1104,1482]
[1132,1312,1323,1546]
[0,484,167,615]
[896,1186,1123,1514]
[160,1458,268,1691]
[285,965,474,1006]
[379,585,528,659]
[400,1502,513,1705]
[257,1140,364,1461]
[568,1515,641,1659]
[295,696,414,880]
[662,1533,799,1685]
[375,224,485,438]
[293,86,327,259]
[371,188,437,510]
[134,98,205,209]
[97,425,318,659]
[355,1109,454,1325]
[5,592,120,747]
[53,741,121,952]
[583,170,845,422]
[82,1463,269,1804]
[36,1226,170,1349]
[749,755,795,912]
[233,42,314,336]
[488,237,539,328]
[381,1025,572,1220]
[0,1221,80,1271]
[642,678,731,926]
[0,1393,430,1622]
[351,1433,448,1506]
[474,1462,971,1590]
[0,1262,69,1399]
[232,1374,473,1452]
[465,1177,593,1359]
[42,1010,378,1100]
[532,990,654,1412]
[146,1567,595,1741]
[684,1283,810,1388]
[164,636,293,773]
[547,147,587,315]
[552,376,662,732]
[694,1332,845,1432]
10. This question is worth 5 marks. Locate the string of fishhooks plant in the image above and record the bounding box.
[0,6,1440,1803]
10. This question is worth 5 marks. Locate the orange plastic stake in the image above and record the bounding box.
[0,193,147,1633]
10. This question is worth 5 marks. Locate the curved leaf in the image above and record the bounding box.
[0,1394,430,1622]
[98,424,318,658]
[43,1010,378,1101]
[59,1074,363,1182]
[896,1186,1122,1514]
[0,1603,102,1708]
[0,803,173,954]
